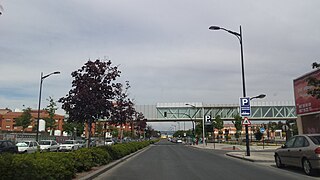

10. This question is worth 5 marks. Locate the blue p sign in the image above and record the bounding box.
[240,97,251,117]
[241,98,250,106]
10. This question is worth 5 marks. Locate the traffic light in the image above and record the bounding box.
[164,112,167,117]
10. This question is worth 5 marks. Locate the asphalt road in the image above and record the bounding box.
[94,140,319,180]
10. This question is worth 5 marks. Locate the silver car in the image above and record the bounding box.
[274,134,320,176]
[60,140,80,151]
[39,140,60,152]
[16,141,39,153]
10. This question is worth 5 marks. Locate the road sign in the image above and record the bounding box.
[205,115,211,125]
[260,127,265,133]
[240,97,251,117]
[242,117,251,126]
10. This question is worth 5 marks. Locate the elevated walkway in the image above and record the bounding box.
[135,102,296,122]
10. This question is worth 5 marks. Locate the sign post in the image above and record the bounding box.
[240,97,251,156]
[260,127,265,149]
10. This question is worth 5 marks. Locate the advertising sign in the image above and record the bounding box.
[294,69,320,115]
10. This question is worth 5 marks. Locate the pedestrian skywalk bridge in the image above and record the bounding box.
[135,102,296,122]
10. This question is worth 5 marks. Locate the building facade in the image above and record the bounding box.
[0,109,64,134]
[294,68,320,134]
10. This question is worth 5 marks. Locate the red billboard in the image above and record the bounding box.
[294,69,320,115]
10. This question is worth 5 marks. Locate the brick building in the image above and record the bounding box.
[0,109,64,134]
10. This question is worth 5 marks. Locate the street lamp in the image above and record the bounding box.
[209,25,245,96]
[186,103,205,147]
[209,25,250,155]
[185,104,196,138]
[171,124,176,132]
[36,71,60,142]
[250,94,266,100]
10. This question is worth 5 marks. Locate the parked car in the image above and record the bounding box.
[105,139,114,146]
[274,134,320,176]
[16,141,39,153]
[85,139,97,147]
[59,140,80,151]
[76,140,86,148]
[0,140,18,154]
[39,140,60,152]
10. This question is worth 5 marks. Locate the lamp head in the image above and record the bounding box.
[257,94,266,99]
[209,26,221,30]
[250,94,266,100]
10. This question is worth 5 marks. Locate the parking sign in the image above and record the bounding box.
[240,97,251,117]
[205,115,211,125]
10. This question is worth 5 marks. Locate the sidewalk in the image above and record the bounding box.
[191,142,280,162]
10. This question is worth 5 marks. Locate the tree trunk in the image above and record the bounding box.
[87,119,92,148]
[120,123,123,143]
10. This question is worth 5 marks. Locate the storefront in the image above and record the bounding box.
[294,68,320,134]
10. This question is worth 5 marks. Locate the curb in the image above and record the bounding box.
[76,145,152,180]
[226,153,274,163]
[226,153,255,162]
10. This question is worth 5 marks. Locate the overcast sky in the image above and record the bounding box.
[0,1,319,130]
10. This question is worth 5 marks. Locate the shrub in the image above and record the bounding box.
[0,140,151,180]
[90,147,112,165]
[72,148,95,172]
[9,152,75,180]
[0,153,15,179]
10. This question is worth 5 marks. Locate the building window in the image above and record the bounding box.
[6,119,11,122]
[6,126,10,129]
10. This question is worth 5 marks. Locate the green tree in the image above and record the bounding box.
[232,114,242,139]
[144,125,160,138]
[214,115,224,134]
[62,121,84,139]
[145,125,153,139]
[267,122,277,139]
[109,125,119,138]
[195,121,203,137]
[15,108,32,136]
[59,59,121,147]
[44,97,58,135]
[95,122,104,137]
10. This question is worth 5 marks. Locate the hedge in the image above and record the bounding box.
[0,140,156,180]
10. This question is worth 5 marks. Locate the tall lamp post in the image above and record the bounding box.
[36,71,60,142]
[209,25,250,155]
[186,103,205,147]
[185,104,195,138]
